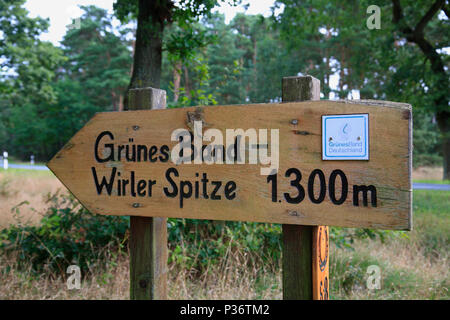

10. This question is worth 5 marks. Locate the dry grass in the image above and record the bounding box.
[0,252,282,300]
[168,250,282,300]
[0,253,130,300]
[2,233,446,300]
[0,168,283,300]
[0,168,448,300]
[0,170,65,229]
[331,237,449,299]
[412,166,443,180]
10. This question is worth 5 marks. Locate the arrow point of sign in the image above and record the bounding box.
[47,113,106,215]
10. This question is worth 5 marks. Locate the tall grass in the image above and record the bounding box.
[0,170,448,300]
[331,190,449,300]
[0,169,62,228]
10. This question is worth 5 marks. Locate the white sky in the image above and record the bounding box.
[24,0,116,44]
[23,0,277,45]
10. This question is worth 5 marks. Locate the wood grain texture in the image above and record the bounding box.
[282,75,322,300]
[282,224,312,299]
[282,76,320,102]
[129,216,167,299]
[47,100,412,230]
[128,87,168,300]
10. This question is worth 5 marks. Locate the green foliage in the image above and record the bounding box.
[413,110,442,167]
[0,3,132,161]
[274,0,449,173]
[161,13,296,106]
[0,191,390,276]
[0,0,66,105]
[1,1,445,166]
[0,0,54,94]
[0,193,129,275]
[274,0,449,104]
[0,0,66,156]
[330,240,449,300]
[167,219,282,273]
[163,20,218,108]
[165,21,216,62]
[330,250,425,299]
[331,227,390,250]
[167,221,390,275]
[331,189,450,299]
[412,190,450,259]
[167,56,218,108]
[113,0,239,26]
[61,5,132,111]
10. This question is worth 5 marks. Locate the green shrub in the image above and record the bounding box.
[412,190,450,259]
[166,220,390,274]
[331,227,391,250]
[0,192,129,275]
[412,110,442,168]
[167,219,282,274]
[0,192,390,277]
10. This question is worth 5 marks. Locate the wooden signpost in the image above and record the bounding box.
[47,76,412,300]
[281,76,328,300]
[128,88,168,300]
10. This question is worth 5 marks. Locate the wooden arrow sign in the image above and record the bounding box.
[47,100,412,230]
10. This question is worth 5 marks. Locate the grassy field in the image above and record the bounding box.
[0,169,63,229]
[414,180,450,184]
[331,189,449,299]
[412,166,444,181]
[0,167,448,300]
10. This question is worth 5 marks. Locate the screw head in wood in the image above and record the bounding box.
[139,279,147,288]
[133,125,140,131]
[132,203,140,208]
[291,119,298,125]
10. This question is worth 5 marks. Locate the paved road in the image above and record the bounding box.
[2,164,450,191]
[412,183,450,191]
[6,163,49,171]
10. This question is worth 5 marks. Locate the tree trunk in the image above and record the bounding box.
[437,111,450,180]
[173,60,182,102]
[338,47,345,99]
[124,0,168,109]
[111,90,117,111]
[118,94,124,112]
[183,65,192,100]
[391,0,449,179]
[252,37,257,99]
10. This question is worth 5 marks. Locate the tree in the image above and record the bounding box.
[61,5,132,111]
[163,17,217,106]
[162,13,296,106]
[273,0,335,97]
[274,0,449,178]
[273,0,386,99]
[0,3,134,160]
[113,0,239,108]
[391,0,449,179]
[0,0,65,158]
[0,0,64,105]
[230,13,296,102]
[203,13,246,104]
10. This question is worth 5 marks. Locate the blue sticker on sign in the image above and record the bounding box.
[322,114,369,160]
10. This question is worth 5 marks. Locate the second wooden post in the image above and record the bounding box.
[281,76,329,300]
